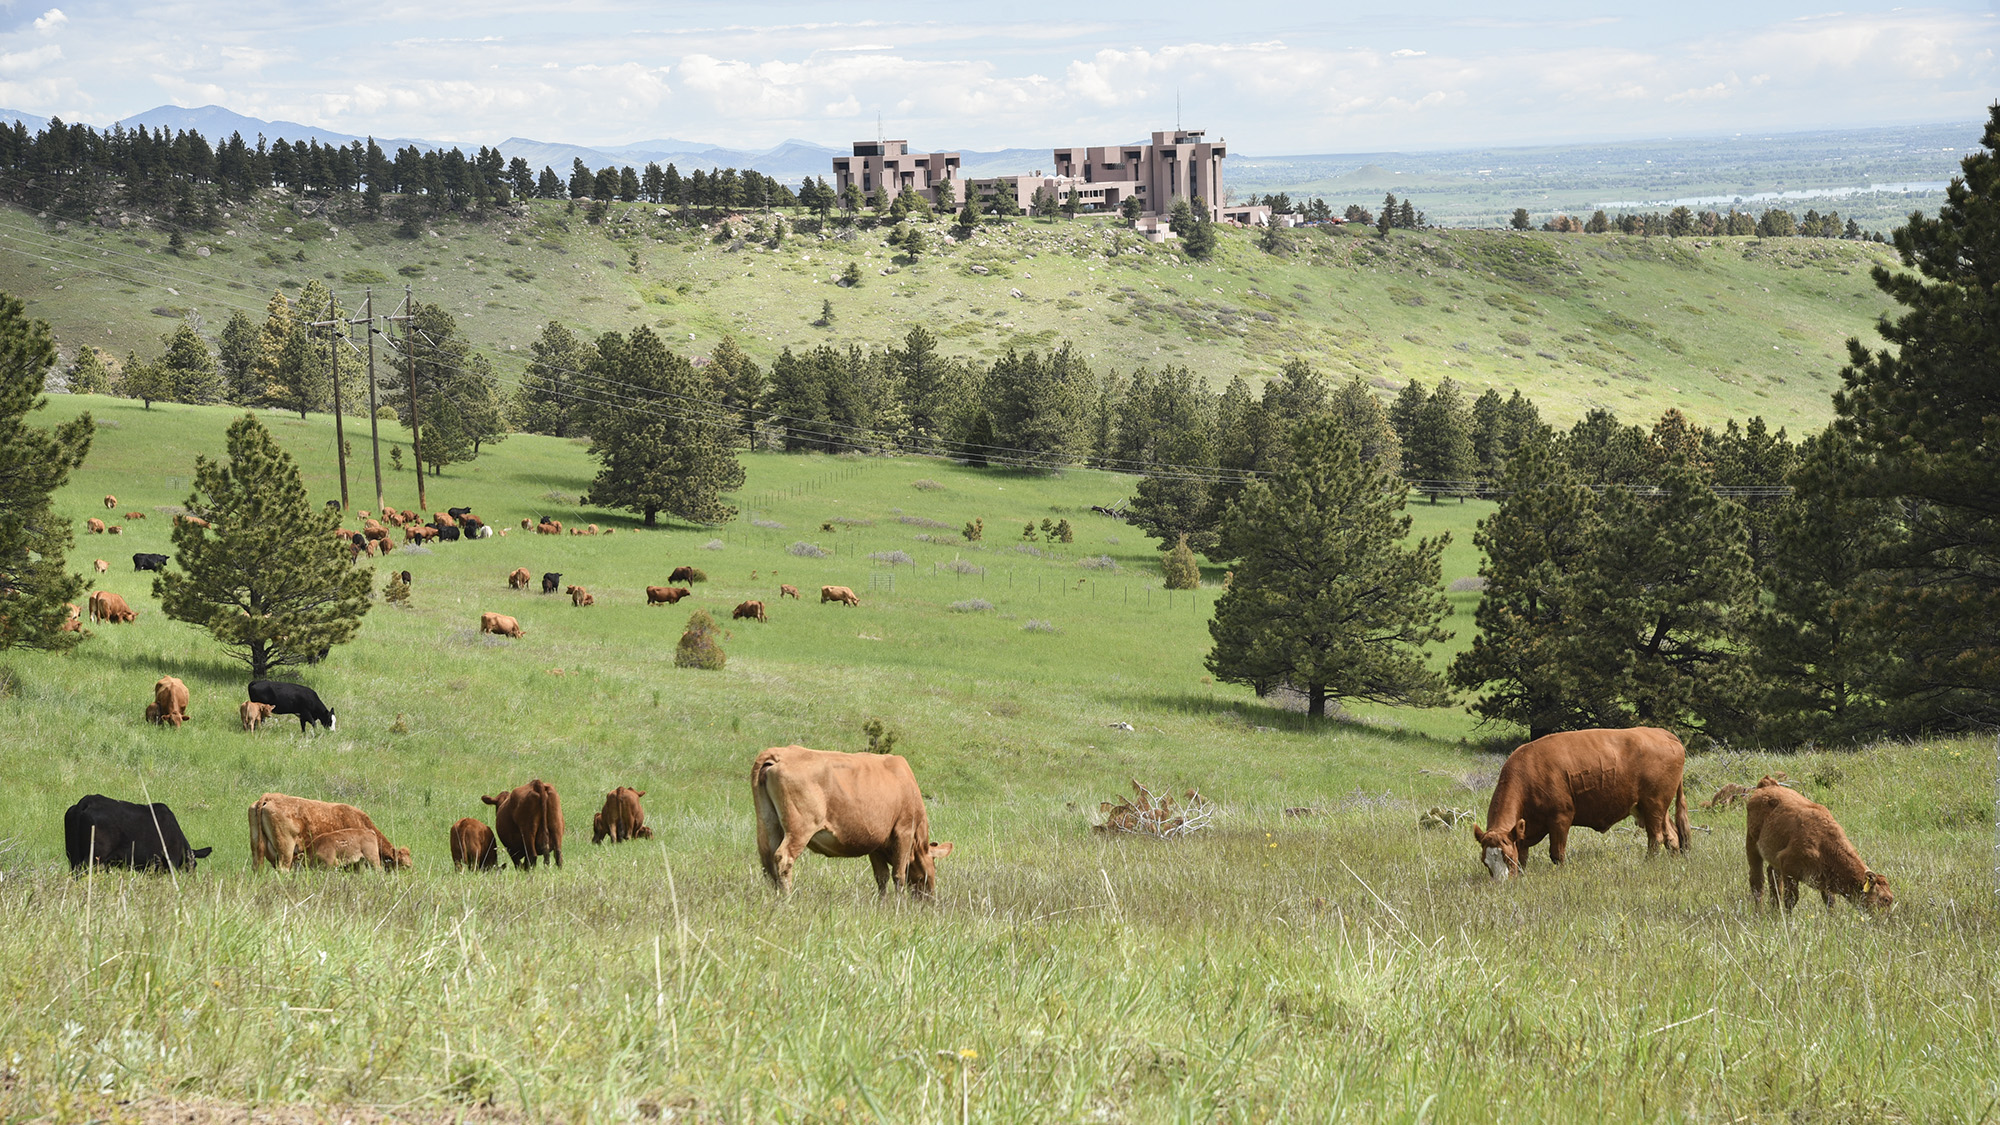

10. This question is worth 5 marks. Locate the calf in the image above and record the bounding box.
[86,518,105,533]
[240,700,277,731]
[65,794,213,872]
[541,571,563,594]
[151,676,190,729]
[732,599,767,622]
[93,558,108,573]
[820,585,860,607]
[646,585,690,605]
[247,680,336,732]
[753,745,952,898]
[103,495,116,510]
[1471,727,1688,880]
[779,584,800,600]
[450,818,500,870]
[508,567,532,590]
[304,828,390,872]
[537,521,562,535]
[59,602,82,632]
[479,612,526,639]
[592,787,652,844]
[249,793,408,871]
[1746,778,1892,912]
[569,585,595,607]
[88,590,137,624]
[123,511,146,521]
[483,779,564,870]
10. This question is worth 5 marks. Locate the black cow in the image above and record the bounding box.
[247,680,337,732]
[434,523,462,542]
[447,506,474,519]
[132,552,169,572]
[541,571,563,594]
[462,516,487,538]
[400,570,413,585]
[65,794,213,872]
[350,532,367,550]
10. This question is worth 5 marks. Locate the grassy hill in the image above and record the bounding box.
[0,399,1991,1121]
[0,192,1903,435]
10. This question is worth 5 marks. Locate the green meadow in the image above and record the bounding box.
[0,397,1994,1122]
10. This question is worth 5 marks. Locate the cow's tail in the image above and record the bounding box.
[751,750,784,871]
[248,799,271,870]
[1674,781,1690,854]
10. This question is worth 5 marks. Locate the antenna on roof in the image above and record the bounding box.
[1176,88,1181,131]
[877,113,883,145]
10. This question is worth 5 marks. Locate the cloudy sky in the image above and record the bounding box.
[1,1,1994,154]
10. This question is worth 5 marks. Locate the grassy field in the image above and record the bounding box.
[0,191,1902,436]
[0,397,1994,1122]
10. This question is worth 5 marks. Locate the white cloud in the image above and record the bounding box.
[33,8,67,34]
[0,45,61,75]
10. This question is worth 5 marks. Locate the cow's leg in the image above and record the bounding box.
[1780,873,1800,912]
[869,851,894,895]
[767,824,817,895]
[1748,841,1766,906]
[1641,800,1669,855]
[1546,818,1574,866]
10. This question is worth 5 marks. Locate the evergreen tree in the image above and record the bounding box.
[1470,387,1507,481]
[705,335,766,446]
[1497,390,1545,461]
[119,352,173,409]
[1827,105,2000,726]
[64,345,110,395]
[1121,195,1143,220]
[1746,429,1900,743]
[215,310,259,403]
[380,302,504,474]
[249,289,297,407]
[155,414,373,677]
[583,326,745,525]
[1404,377,1476,501]
[1179,196,1218,259]
[890,325,966,451]
[1124,365,1221,553]
[1510,208,1532,230]
[985,344,1095,467]
[1449,440,1602,738]
[1207,417,1452,718]
[961,409,995,467]
[516,320,594,437]
[989,185,1023,218]
[1560,408,1655,486]
[156,323,222,404]
[1162,534,1201,590]
[1329,374,1401,474]
[0,294,92,653]
[1387,377,1426,450]
[956,197,981,233]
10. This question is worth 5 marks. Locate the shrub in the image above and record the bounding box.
[383,575,410,605]
[1448,576,1488,592]
[911,479,946,492]
[936,558,985,575]
[787,541,830,558]
[1163,534,1200,590]
[1077,555,1119,571]
[949,598,994,612]
[899,516,952,529]
[869,549,914,565]
[701,538,726,551]
[751,518,785,529]
[674,610,726,670]
[962,517,984,542]
[1022,619,1058,633]
[1012,543,1050,558]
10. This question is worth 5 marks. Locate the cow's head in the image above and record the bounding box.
[180,845,215,871]
[1471,820,1526,881]
[1859,870,1894,911]
[388,845,413,870]
[908,840,955,898]
[325,709,337,732]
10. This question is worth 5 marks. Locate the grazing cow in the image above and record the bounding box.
[303,828,391,872]
[434,523,462,543]
[669,566,703,584]
[732,599,767,622]
[124,511,146,521]
[463,516,488,538]
[584,524,599,535]
[447,506,474,520]
[400,570,412,586]
[1471,727,1689,881]
[401,510,417,524]
[248,793,409,871]
[450,818,500,870]
[483,779,565,870]
[103,495,117,510]
[151,676,190,729]
[541,572,562,594]
[65,794,212,872]
[479,611,526,639]
[59,602,82,631]
[93,558,108,573]
[86,517,105,534]
[646,586,690,606]
[753,745,953,897]
[176,514,210,529]
[433,513,458,528]
[132,552,169,572]
[88,590,137,624]
[536,521,561,535]
[592,787,652,844]
[363,526,391,547]
[240,700,277,731]
[520,518,532,530]
[820,585,860,607]
[779,584,800,600]
[405,525,438,544]
[1746,778,1892,912]
[569,586,595,607]
[508,567,532,590]
[106,525,122,535]
[247,680,336,732]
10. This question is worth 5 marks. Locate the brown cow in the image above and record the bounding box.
[86,517,105,534]
[536,521,561,535]
[248,793,410,872]
[151,676,190,729]
[89,591,137,624]
[779,584,800,600]
[1470,727,1688,881]
[107,525,122,535]
[1746,778,1892,912]
[732,599,767,622]
[820,585,860,607]
[483,779,564,870]
[240,700,277,731]
[507,567,531,590]
[592,787,652,844]
[59,602,82,632]
[479,612,525,639]
[103,495,117,510]
[124,511,146,521]
[669,565,702,584]
[93,558,108,573]
[752,745,953,898]
[568,585,595,607]
[520,518,532,530]
[450,817,500,870]
[646,585,691,605]
[303,828,390,872]
[585,524,599,535]
[405,525,438,544]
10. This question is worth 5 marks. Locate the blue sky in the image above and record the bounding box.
[1,1,1994,153]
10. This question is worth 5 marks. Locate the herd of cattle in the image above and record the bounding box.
[476,564,859,639]
[61,723,1890,910]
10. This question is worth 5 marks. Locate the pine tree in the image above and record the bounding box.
[156,323,222,404]
[1329,374,1401,473]
[119,352,173,409]
[249,290,297,407]
[1207,416,1453,718]
[64,345,110,395]
[705,336,766,446]
[1470,387,1507,481]
[1404,377,1476,500]
[1827,105,2000,726]
[0,294,92,652]
[1387,378,1427,450]
[215,310,259,403]
[985,344,1095,467]
[1126,365,1221,553]
[380,302,505,474]
[155,414,373,676]
[516,320,594,437]
[583,326,745,526]
[891,325,966,451]
[1162,534,1201,589]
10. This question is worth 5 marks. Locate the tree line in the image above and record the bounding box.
[1513,203,1883,240]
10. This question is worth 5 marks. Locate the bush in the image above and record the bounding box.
[949,599,994,612]
[751,518,785,529]
[1022,619,1058,633]
[1077,555,1119,571]
[674,610,726,670]
[899,516,953,529]
[1163,534,1201,590]
[869,549,914,565]
[911,479,946,492]
[787,541,830,558]
[962,517,983,542]
[936,558,985,575]
[700,539,725,551]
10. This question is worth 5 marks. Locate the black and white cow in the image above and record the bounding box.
[247,680,337,732]
[64,794,213,872]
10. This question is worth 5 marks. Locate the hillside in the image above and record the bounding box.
[0,192,1902,434]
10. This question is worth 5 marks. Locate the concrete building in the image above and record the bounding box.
[831,140,962,206]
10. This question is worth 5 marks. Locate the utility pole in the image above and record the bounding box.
[388,286,424,512]
[358,290,385,513]
[309,289,351,510]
